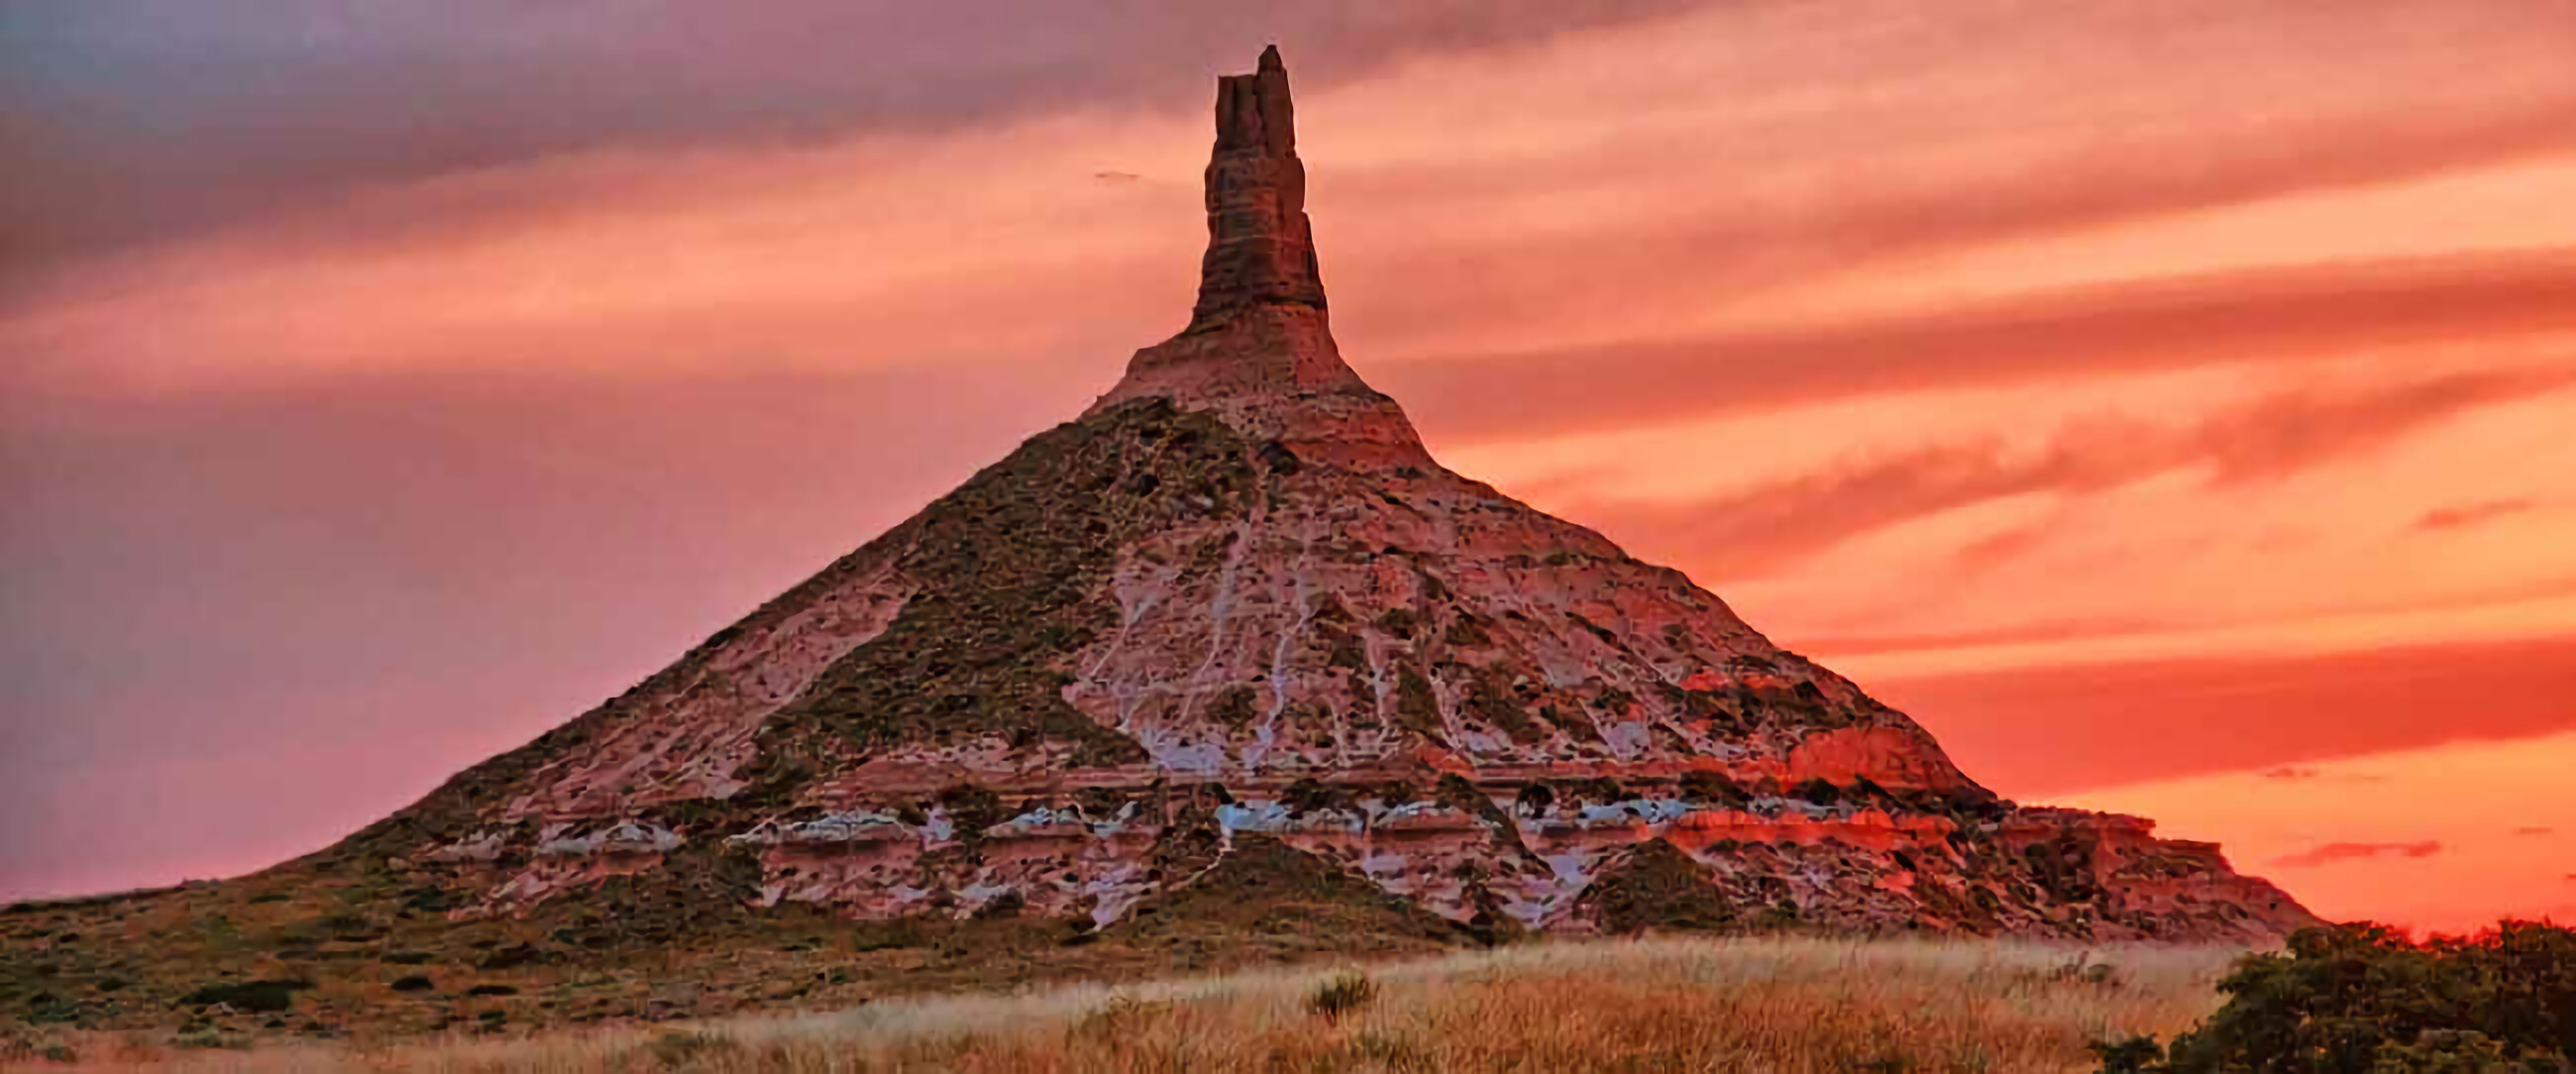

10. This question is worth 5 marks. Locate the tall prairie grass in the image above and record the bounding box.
[14,936,2243,1073]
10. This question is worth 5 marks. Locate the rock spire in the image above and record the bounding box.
[1088,46,1432,470]
[1191,44,1327,327]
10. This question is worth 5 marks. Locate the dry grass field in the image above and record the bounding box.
[5,935,2244,1073]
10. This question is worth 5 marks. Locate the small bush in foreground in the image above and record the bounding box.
[1308,969,1378,1020]
[2099,920,2576,1072]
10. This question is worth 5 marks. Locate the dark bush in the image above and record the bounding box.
[178,979,311,1014]
[475,941,556,970]
[2099,920,2576,1072]
[388,975,434,993]
[1677,770,1748,806]
[970,890,1026,920]
[1308,970,1377,1020]
[23,991,78,1024]
[1514,782,1556,813]
[2091,1035,2164,1073]
[1284,777,1353,814]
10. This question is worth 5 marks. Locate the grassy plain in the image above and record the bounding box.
[8,935,2241,1073]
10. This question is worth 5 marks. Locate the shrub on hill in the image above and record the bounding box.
[1307,970,1377,1020]
[176,979,312,1015]
[2095,920,2576,1072]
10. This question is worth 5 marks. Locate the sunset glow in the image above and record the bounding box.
[4,0,2573,928]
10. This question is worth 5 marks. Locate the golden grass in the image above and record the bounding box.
[10,935,2242,1073]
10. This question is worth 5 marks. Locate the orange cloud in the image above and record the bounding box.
[2272,841,2444,869]
[2417,498,2540,531]
[1551,368,2573,578]
[1869,636,2576,797]
[2063,730,2576,929]
[1382,253,2576,444]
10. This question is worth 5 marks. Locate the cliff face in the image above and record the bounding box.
[333,47,2315,944]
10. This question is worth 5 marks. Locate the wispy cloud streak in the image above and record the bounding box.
[2271,840,2443,868]
[1560,369,2574,578]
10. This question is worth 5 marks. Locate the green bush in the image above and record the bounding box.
[2098,920,2576,1072]
[21,991,79,1024]
[2091,1035,2164,1073]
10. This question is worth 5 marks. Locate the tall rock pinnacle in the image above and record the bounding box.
[1191,44,1327,328]
[1089,46,1432,470]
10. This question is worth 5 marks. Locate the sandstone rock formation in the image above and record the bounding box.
[314,48,2316,944]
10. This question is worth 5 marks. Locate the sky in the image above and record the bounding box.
[4,0,2574,931]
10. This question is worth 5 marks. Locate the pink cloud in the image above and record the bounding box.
[1563,368,2573,580]
[1386,254,2576,445]
[2416,498,2540,531]
[2271,840,2444,868]
[3,1,1700,275]
[1868,636,2576,798]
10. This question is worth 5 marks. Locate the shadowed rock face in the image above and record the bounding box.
[324,48,2317,943]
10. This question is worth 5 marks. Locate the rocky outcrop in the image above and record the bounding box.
[322,47,2315,944]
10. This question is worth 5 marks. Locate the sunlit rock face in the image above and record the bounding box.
[354,48,2316,943]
